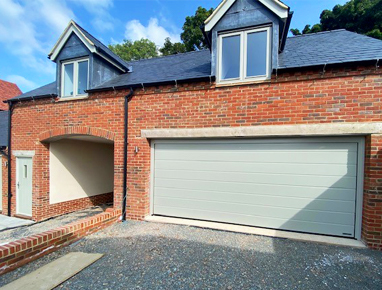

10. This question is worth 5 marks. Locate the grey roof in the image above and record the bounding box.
[92,50,212,91]
[11,29,382,100]
[279,29,382,69]
[0,110,9,147]
[10,82,57,101]
[75,22,129,71]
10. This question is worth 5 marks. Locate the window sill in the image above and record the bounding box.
[56,95,89,102]
[216,78,271,88]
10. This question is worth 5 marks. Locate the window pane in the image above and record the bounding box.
[246,31,267,77]
[221,35,240,80]
[63,63,74,97]
[77,60,88,95]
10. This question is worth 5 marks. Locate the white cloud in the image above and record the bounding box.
[72,0,114,32]
[6,75,38,92]
[0,0,72,76]
[0,0,117,82]
[125,18,181,46]
[36,0,74,33]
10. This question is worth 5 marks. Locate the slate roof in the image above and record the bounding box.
[0,80,21,109]
[92,50,212,91]
[74,22,130,71]
[11,29,382,101]
[0,110,9,147]
[278,29,382,69]
[10,82,57,101]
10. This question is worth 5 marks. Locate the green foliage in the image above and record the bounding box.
[290,0,382,40]
[109,6,214,61]
[159,37,187,56]
[302,24,323,34]
[108,39,158,62]
[290,28,301,36]
[181,6,214,51]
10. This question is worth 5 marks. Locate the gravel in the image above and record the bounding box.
[0,221,381,289]
[0,205,111,245]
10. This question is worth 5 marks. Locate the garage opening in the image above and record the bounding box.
[49,136,114,207]
[151,137,364,239]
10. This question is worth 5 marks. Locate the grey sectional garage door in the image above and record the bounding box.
[152,139,360,237]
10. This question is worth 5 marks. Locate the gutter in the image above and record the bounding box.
[86,75,216,94]
[122,88,134,221]
[5,94,57,104]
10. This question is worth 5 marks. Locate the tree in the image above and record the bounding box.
[108,39,158,62]
[109,6,214,61]
[181,6,214,51]
[290,0,382,39]
[159,37,187,56]
[290,28,301,36]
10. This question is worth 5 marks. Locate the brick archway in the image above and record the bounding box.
[39,126,115,142]
[34,125,117,221]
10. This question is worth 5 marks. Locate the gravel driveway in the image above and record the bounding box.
[0,221,381,289]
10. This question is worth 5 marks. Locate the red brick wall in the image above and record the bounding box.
[0,208,121,275]
[363,135,382,249]
[10,93,126,221]
[9,64,382,248]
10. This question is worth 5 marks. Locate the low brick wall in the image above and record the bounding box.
[0,208,122,275]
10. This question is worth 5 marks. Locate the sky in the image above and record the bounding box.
[0,0,348,93]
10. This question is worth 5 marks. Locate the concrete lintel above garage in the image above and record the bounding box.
[141,122,382,139]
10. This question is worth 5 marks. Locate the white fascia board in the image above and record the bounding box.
[205,0,235,32]
[49,22,96,61]
[49,20,126,72]
[205,0,289,32]
[258,0,289,18]
[97,53,127,73]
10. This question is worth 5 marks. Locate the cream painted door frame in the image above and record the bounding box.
[16,157,33,217]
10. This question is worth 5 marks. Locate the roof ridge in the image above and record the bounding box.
[128,49,209,64]
[288,29,347,39]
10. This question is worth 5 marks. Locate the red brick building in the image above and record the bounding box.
[0,80,21,111]
[0,80,21,216]
[4,0,382,249]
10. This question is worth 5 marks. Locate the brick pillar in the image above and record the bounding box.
[362,134,382,249]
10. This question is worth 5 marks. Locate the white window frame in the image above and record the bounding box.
[217,26,272,84]
[61,58,89,98]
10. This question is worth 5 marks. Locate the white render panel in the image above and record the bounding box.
[152,138,361,238]
[49,139,113,204]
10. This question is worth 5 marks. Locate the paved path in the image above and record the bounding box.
[1,221,381,289]
[0,215,34,231]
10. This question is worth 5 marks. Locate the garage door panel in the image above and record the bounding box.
[154,179,356,201]
[154,187,356,213]
[155,197,355,226]
[153,139,360,238]
[156,142,358,152]
[155,160,357,177]
[155,170,357,189]
[154,206,355,237]
[156,150,356,165]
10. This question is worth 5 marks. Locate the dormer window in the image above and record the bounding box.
[218,26,271,84]
[61,58,89,98]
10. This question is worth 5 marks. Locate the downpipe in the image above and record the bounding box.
[7,102,13,216]
[122,88,134,221]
